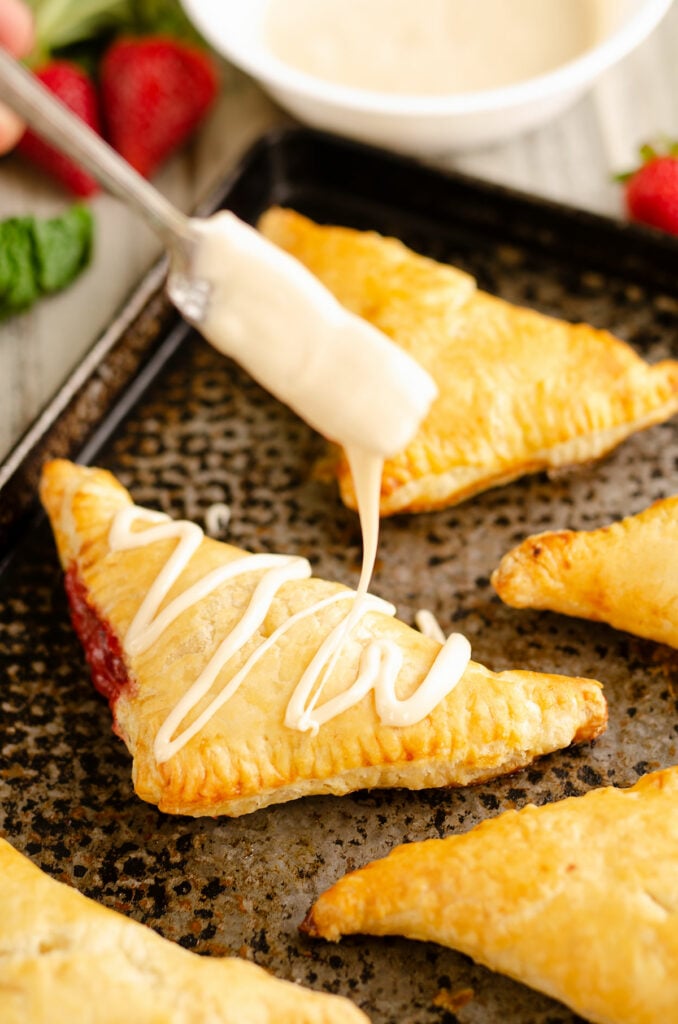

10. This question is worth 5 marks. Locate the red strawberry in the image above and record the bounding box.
[623,143,678,236]
[17,61,101,197]
[100,37,218,178]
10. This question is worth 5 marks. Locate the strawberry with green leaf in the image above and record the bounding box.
[17,0,218,192]
[621,142,678,237]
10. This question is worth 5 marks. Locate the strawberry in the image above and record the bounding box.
[17,61,101,196]
[100,36,218,178]
[623,143,678,236]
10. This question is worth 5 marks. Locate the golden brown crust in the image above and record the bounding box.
[257,206,477,336]
[492,494,678,649]
[258,208,678,517]
[0,837,368,1024]
[40,459,606,817]
[303,767,678,1024]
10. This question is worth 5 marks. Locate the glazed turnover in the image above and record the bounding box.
[40,459,607,817]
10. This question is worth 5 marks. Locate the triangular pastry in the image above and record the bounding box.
[303,767,678,1024]
[258,207,678,517]
[492,494,678,649]
[0,837,368,1023]
[40,459,607,817]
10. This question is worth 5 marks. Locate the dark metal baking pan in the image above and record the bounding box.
[1,127,677,1024]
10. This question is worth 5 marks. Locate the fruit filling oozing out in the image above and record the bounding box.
[64,567,130,714]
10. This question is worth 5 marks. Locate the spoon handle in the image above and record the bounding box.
[0,47,189,248]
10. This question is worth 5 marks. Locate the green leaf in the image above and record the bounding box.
[33,204,93,293]
[0,218,40,319]
[130,0,206,44]
[613,169,635,183]
[639,143,658,164]
[0,206,94,320]
[27,0,133,57]
[26,0,208,62]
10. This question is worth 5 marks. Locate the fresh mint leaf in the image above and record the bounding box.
[0,206,94,320]
[33,204,93,293]
[0,218,40,319]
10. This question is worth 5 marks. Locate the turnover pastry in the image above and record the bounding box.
[40,459,607,817]
[0,837,368,1023]
[259,207,678,516]
[303,766,678,1024]
[492,494,678,649]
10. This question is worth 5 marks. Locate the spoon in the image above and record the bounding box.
[0,48,437,457]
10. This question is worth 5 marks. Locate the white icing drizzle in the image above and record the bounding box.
[108,498,471,764]
[204,502,231,537]
[415,609,447,645]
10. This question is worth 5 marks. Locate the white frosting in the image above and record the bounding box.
[190,211,437,459]
[109,504,471,763]
[204,502,231,537]
[264,0,597,95]
[415,609,447,645]
[345,445,382,596]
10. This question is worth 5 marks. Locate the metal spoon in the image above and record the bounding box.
[0,46,210,322]
[0,47,437,457]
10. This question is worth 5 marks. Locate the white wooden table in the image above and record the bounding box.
[1,2,676,463]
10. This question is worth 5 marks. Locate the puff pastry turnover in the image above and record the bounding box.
[40,459,606,817]
[492,494,678,649]
[0,837,368,1024]
[258,207,678,516]
[303,767,678,1024]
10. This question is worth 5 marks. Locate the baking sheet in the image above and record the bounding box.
[1,128,677,1023]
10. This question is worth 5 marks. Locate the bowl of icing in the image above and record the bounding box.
[181,0,673,154]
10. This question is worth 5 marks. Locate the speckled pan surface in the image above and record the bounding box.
[1,130,678,1024]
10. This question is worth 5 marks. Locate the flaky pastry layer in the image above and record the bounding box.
[304,767,678,1024]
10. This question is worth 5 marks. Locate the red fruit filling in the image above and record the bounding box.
[64,567,130,707]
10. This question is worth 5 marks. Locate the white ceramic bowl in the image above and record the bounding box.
[182,0,673,154]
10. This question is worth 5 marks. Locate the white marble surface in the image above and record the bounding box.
[0,1,676,462]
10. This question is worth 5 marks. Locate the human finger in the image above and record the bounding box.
[0,0,34,56]
[0,0,35,154]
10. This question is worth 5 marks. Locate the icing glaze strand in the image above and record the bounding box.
[204,502,231,537]
[415,609,447,644]
[108,505,471,764]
